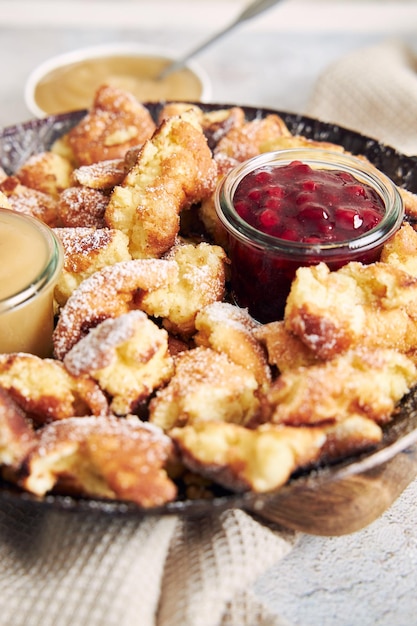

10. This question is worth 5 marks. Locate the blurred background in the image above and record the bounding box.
[0,0,416,126]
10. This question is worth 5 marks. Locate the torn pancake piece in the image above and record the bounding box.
[65,84,156,166]
[57,186,109,228]
[0,176,59,226]
[64,311,174,416]
[0,387,36,470]
[0,353,109,425]
[105,110,217,259]
[284,261,417,360]
[194,301,271,390]
[141,240,228,336]
[262,348,417,427]
[254,320,320,373]
[15,151,73,199]
[53,227,132,308]
[319,415,383,463]
[149,346,260,432]
[53,258,178,359]
[380,222,417,278]
[170,421,326,493]
[19,415,177,507]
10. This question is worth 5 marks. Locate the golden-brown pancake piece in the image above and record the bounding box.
[254,320,320,372]
[15,151,73,198]
[66,84,156,165]
[171,421,326,493]
[319,415,383,463]
[380,222,417,277]
[0,387,36,470]
[213,113,291,172]
[0,353,109,425]
[398,186,417,220]
[19,415,177,507]
[105,110,217,259]
[64,311,174,415]
[285,261,417,360]
[57,186,109,228]
[149,346,260,431]
[53,258,178,359]
[260,134,347,155]
[140,240,228,336]
[0,176,59,226]
[53,227,132,307]
[71,158,127,190]
[262,348,417,426]
[194,301,271,390]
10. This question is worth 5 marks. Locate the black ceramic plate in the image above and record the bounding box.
[1,103,417,520]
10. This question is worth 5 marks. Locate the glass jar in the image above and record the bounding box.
[0,208,63,357]
[214,148,404,323]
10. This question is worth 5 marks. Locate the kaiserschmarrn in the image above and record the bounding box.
[0,88,416,509]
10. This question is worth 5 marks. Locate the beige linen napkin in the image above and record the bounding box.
[307,39,417,156]
[0,498,296,626]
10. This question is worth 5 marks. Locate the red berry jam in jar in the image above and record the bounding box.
[234,161,385,243]
[215,149,404,323]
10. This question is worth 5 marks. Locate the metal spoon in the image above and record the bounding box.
[157,0,286,80]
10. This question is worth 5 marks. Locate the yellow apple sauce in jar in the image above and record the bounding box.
[215,149,404,323]
[0,208,63,357]
[33,55,204,115]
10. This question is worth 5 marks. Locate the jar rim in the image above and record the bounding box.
[0,209,63,313]
[215,148,404,258]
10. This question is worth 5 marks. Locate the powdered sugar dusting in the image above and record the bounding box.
[55,227,112,259]
[53,259,178,359]
[34,414,172,458]
[58,186,108,228]
[64,310,148,376]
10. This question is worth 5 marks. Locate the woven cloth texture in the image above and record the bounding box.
[0,499,297,626]
[307,39,417,156]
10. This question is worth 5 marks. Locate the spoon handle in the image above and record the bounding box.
[158,0,285,80]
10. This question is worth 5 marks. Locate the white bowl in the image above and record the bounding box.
[24,43,212,118]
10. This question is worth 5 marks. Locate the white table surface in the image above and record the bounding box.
[2,2,417,624]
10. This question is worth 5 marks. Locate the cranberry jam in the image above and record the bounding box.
[233,160,385,244]
[215,149,404,323]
